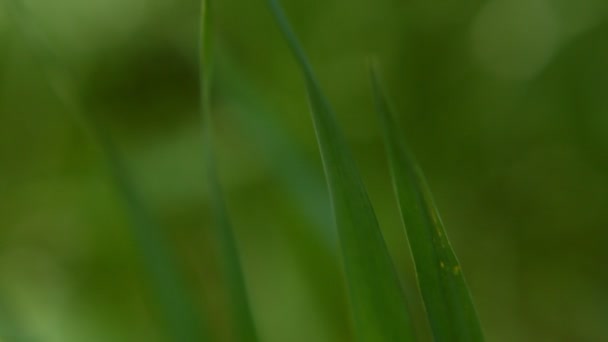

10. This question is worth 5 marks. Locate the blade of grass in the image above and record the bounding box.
[199,1,259,341]
[371,66,484,342]
[215,53,335,249]
[7,2,208,341]
[218,61,352,337]
[265,1,415,340]
[215,54,352,340]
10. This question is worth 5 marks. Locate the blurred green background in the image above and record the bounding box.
[1,0,608,341]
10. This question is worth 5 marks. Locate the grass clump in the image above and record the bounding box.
[2,0,484,340]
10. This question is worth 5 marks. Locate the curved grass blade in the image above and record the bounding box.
[7,2,208,341]
[199,2,259,341]
[215,54,335,249]
[371,67,484,342]
[215,55,352,340]
[266,1,415,340]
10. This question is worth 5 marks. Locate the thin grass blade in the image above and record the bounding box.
[7,2,208,340]
[199,1,259,341]
[266,1,415,340]
[371,67,484,341]
[215,55,352,339]
[216,54,335,248]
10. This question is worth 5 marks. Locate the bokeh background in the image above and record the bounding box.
[1,0,608,341]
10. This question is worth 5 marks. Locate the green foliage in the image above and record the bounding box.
[371,67,484,341]
[265,1,417,340]
[7,1,208,341]
[199,1,259,341]
[7,0,567,340]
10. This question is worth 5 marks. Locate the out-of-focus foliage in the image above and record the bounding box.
[1,0,607,341]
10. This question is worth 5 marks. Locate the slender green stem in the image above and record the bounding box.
[199,1,259,341]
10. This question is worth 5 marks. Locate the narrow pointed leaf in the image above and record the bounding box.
[371,67,484,342]
[216,55,335,248]
[199,1,259,341]
[266,1,415,340]
[7,2,208,340]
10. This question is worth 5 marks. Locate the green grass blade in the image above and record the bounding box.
[371,67,484,342]
[266,1,415,340]
[215,55,335,248]
[7,2,208,341]
[98,131,208,342]
[215,56,353,340]
[199,2,259,341]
